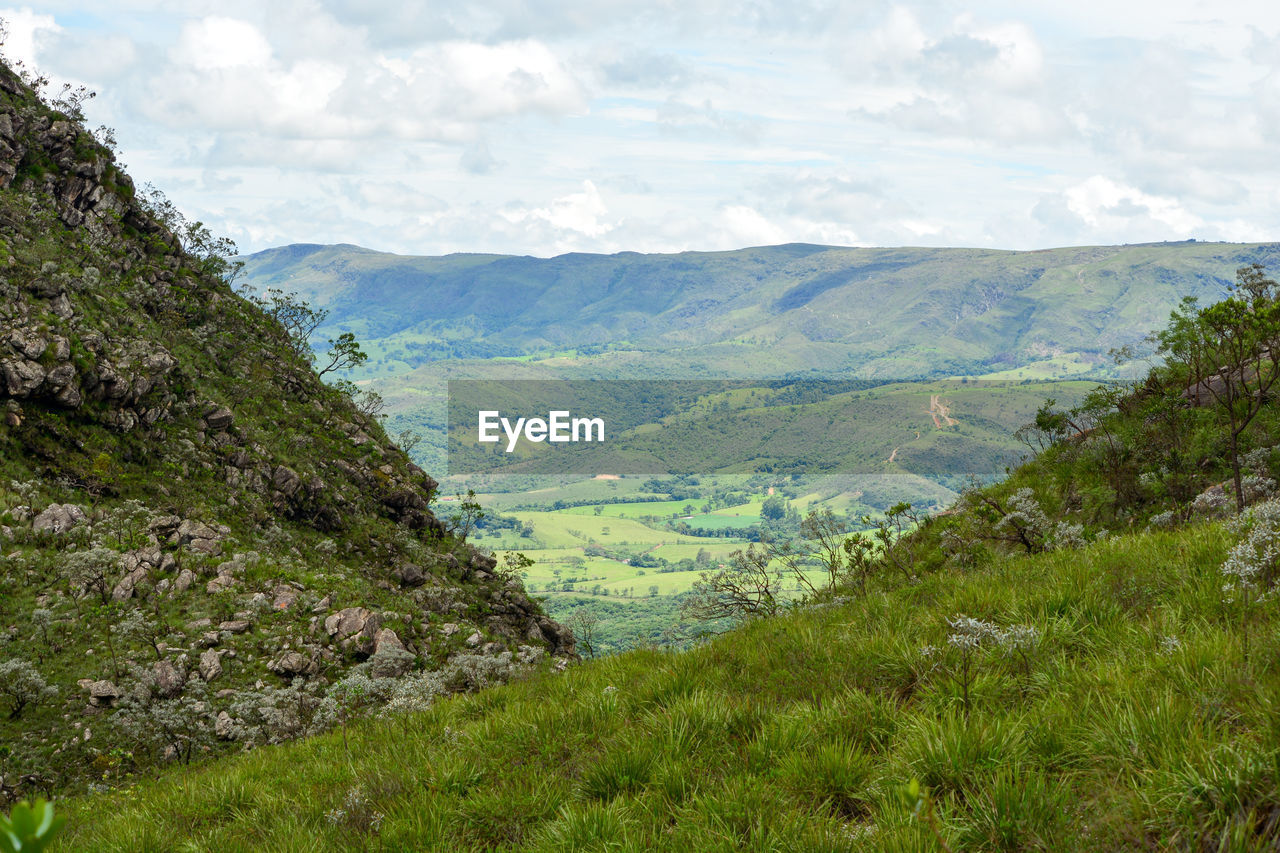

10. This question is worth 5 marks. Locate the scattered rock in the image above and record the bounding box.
[466,631,482,647]
[218,620,251,634]
[441,622,460,637]
[206,575,236,594]
[153,660,185,698]
[374,627,405,654]
[204,405,234,431]
[271,585,298,610]
[324,607,377,640]
[32,503,87,534]
[87,680,119,706]
[323,606,382,656]
[215,711,234,739]
[393,563,426,588]
[173,568,196,594]
[198,649,223,682]
[111,566,149,601]
[175,519,222,556]
[268,651,317,677]
[271,465,302,497]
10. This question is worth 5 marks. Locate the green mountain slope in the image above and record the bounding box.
[242,240,1280,379]
[0,62,571,801]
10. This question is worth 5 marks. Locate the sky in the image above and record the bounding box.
[3,1,1280,257]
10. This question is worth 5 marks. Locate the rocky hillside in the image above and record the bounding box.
[0,62,570,801]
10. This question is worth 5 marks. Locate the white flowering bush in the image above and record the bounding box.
[1222,498,1280,594]
[1241,475,1276,505]
[0,658,57,719]
[226,678,337,747]
[1242,446,1276,479]
[941,616,1041,715]
[324,785,385,835]
[1190,488,1233,519]
[112,666,213,765]
[1220,498,1280,662]
[994,489,1086,553]
[380,646,544,718]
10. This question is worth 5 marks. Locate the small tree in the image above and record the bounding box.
[1157,265,1280,511]
[681,543,783,624]
[248,288,329,357]
[566,610,600,659]
[771,508,850,595]
[316,332,368,377]
[61,546,120,604]
[446,490,485,542]
[0,659,57,720]
[396,429,423,455]
[113,673,213,766]
[113,609,168,661]
[29,609,54,661]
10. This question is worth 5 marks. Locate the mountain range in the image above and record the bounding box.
[241,240,1280,381]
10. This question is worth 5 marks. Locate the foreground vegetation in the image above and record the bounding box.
[60,520,1280,850]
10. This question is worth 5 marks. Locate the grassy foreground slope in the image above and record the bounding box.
[62,519,1278,851]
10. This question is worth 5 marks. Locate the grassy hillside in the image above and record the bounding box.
[60,520,1278,851]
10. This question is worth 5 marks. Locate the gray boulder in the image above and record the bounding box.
[198,649,224,682]
[152,660,185,698]
[32,503,87,534]
[267,651,317,677]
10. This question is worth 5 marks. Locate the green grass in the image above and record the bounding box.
[507,512,709,548]
[557,500,705,518]
[61,520,1280,851]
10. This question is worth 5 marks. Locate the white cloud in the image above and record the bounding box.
[0,7,59,68]
[6,1,1280,256]
[173,16,272,70]
[504,180,616,247]
[1064,176,1201,234]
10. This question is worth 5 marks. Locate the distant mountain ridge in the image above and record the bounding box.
[241,240,1280,380]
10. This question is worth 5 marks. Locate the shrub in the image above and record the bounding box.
[0,659,56,720]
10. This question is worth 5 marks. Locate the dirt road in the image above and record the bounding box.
[929,394,958,428]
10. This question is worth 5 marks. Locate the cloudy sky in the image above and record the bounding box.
[4,1,1280,256]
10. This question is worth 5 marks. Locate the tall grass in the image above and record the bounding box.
[60,523,1280,851]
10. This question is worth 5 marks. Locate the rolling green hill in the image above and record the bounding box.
[242,240,1280,381]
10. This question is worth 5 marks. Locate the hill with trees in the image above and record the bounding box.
[0,57,572,806]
